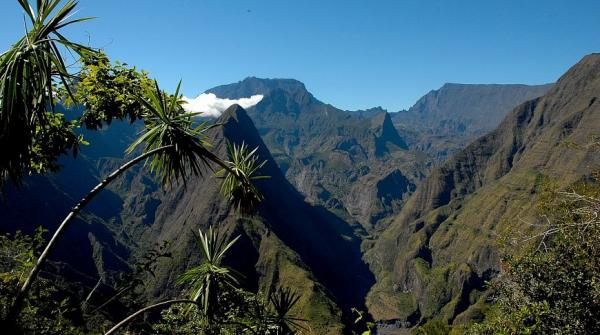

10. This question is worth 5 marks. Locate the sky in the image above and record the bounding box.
[1,0,600,111]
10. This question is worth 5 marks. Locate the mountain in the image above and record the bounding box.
[208,78,426,232]
[365,54,600,331]
[0,120,143,283]
[140,105,376,332]
[392,83,553,162]
[1,105,374,333]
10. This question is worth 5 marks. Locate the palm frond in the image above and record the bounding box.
[127,79,212,186]
[1,0,96,185]
[218,142,269,213]
[268,287,306,333]
[177,226,241,317]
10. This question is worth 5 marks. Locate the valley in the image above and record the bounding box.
[1,67,565,333]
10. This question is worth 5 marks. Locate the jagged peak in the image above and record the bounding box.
[373,111,408,153]
[219,103,250,122]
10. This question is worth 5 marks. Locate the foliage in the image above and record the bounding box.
[0,228,84,334]
[127,80,215,187]
[65,52,154,129]
[151,227,305,334]
[218,142,269,213]
[467,179,600,334]
[268,287,304,333]
[82,242,172,319]
[413,318,451,335]
[176,226,241,319]
[0,0,95,186]
[351,308,375,335]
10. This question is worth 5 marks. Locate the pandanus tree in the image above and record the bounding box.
[109,228,304,335]
[1,0,267,324]
[0,0,95,185]
[105,227,242,335]
[268,287,304,334]
[176,226,242,320]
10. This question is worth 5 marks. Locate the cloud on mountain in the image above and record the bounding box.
[182,93,264,117]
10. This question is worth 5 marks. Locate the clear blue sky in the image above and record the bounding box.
[2,0,599,111]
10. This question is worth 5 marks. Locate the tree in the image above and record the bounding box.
[0,0,95,186]
[467,179,600,334]
[1,0,269,329]
[176,226,241,321]
[267,287,304,334]
[148,227,304,335]
[0,228,85,334]
[8,78,267,322]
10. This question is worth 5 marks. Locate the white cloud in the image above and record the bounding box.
[181,93,264,118]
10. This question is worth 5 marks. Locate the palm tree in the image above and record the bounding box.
[103,227,241,335]
[1,0,268,325]
[268,287,305,334]
[242,287,304,334]
[176,226,241,319]
[0,0,95,186]
[8,80,267,320]
[219,142,269,212]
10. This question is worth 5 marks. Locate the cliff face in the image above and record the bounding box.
[367,54,600,327]
[392,83,553,162]
[208,78,425,232]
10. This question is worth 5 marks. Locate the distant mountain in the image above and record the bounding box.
[0,120,142,283]
[366,54,600,330]
[207,78,426,232]
[392,83,553,162]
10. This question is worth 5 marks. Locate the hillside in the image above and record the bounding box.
[208,78,426,232]
[140,105,376,333]
[0,106,365,333]
[393,83,553,162]
[366,54,600,331]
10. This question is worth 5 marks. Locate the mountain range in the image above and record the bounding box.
[392,83,553,162]
[366,54,600,331]
[3,54,598,333]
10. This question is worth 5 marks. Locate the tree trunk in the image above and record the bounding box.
[103,299,198,335]
[7,145,174,323]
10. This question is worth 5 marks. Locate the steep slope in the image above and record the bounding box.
[0,105,373,333]
[366,54,600,331]
[208,78,426,232]
[0,121,143,283]
[393,83,553,162]
[142,105,376,332]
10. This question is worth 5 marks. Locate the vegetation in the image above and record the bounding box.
[0,228,84,334]
[465,179,600,334]
[0,0,95,185]
[2,1,599,335]
[1,0,269,332]
[140,227,305,335]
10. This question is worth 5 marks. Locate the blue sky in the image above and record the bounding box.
[1,0,599,111]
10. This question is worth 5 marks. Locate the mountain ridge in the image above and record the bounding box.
[392,82,553,162]
[365,53,600,330]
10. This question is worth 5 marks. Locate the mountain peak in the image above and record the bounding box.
[373,112,408,154]
[207,77,311,100]
[220,103,249,121]
[217,104,265,148]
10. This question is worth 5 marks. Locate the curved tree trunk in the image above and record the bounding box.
[8,145,174,322]
[103,299,198,335]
